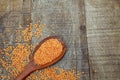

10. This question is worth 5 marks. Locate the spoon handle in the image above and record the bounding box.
[15,62,36,80]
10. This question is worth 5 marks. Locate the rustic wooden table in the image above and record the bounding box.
[0,0,120,80]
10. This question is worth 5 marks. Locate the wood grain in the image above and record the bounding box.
[85,0,120,80]
[1,0,120,80]
[0,0,89,80]
[31,0,90,80]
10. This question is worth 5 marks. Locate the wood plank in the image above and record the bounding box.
[0,0,31,79]
[85,0,120,80]
[31,0,90,80]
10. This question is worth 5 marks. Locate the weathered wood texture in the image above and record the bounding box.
[31,0,89,80]
[0,0,89,80]
[0,0,120,80]
[85,0,120,80]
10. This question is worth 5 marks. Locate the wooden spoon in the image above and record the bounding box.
[15,36,66,80]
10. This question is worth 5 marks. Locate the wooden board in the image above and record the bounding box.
[0,0,120,80]
[31,0,90,80]
[0,0,90,80]
[85,0,120,80]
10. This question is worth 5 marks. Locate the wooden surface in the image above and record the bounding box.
[85,0,120,80]
[0,0,120,80]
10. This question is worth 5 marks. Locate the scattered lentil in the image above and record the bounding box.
[26,67,80,80]
[0,22,80,80]
[0,22,44,79]
[11,44,30,75]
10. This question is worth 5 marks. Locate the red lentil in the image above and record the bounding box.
[34,39,63,65]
